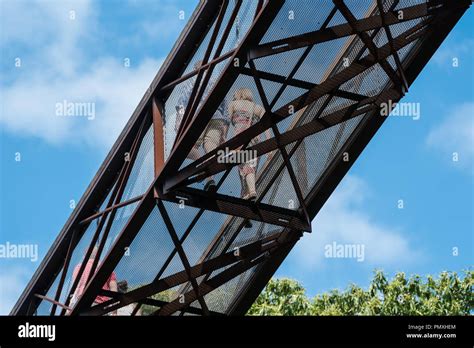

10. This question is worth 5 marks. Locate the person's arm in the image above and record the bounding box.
[109,279,118,292]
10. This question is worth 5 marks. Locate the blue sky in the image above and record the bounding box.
[0,0,472,314]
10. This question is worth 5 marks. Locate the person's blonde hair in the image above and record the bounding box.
[233,88,254,102]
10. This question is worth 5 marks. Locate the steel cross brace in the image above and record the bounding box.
[161,16,432,192]
[76,230,293,316]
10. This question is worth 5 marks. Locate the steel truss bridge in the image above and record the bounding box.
[11,0,470,316]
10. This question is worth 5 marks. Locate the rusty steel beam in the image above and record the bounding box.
[163,187,310,231]
[239,66,368,101]
[79,195,144,226]
[34,294,72,312]
[152,97,165,177]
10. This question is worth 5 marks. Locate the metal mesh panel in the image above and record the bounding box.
[217,165,248,198]
[56,221,100,307]
[272,85,308,114]
[260,0,333,44]
[164,77,195,158]
[114,206,175,291]
[260,165,299,210]
[121,124,154,201]
[97,201,140,263]
[395,0,427,11]
[180,209,230,266]
[296,114,367,197]
[181,0,258,76]
[379,0,397,12]
[181,16,218,76]
[297,95,358,131]
[325,96,359,115]
[162,200,201,239]
[254,47,306,78]
[388,17,424,39]
[260,78,284,108]
[294,36,356,84]
[160,252,185,278]
[333,38,366,75]
[387,55,397,70]
[97,180,116,214]
[229,223,283,251]
[203,263,260,313]
[254,149,286,200]
[197,58,232,111]
[212,0,259,57]
[328,9,347,27]
[339,63,390,97]
[298,95,332,126]
[207,0,239,59]
[346,0,376,20]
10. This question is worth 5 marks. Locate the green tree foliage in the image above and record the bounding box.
[140,289,177,316]
[247,270,473,316]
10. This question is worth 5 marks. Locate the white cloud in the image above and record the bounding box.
[432,39,474,69]
[2,57,163,147]
[0,0,164,148]
[292,176,421,268]
[0,266,31,315]
[426,102,474,171]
